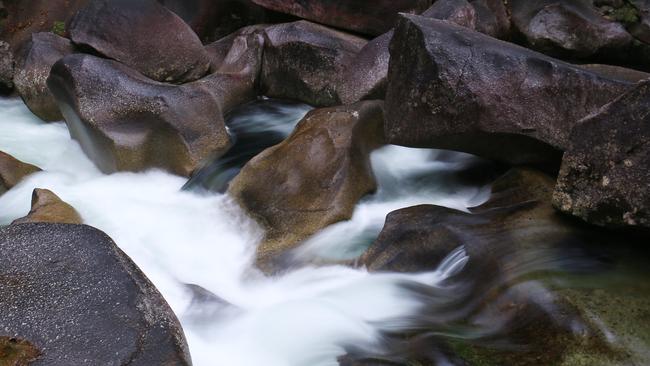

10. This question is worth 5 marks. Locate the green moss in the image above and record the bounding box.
[52,20,66,36]
[609,3,640,25]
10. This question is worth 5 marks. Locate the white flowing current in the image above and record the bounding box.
[0,98,489,366]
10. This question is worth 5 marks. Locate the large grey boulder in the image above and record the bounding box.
[0,40,14,94]
[69,0,210,83]
[47,54,232,176]
[384,15,633,166]
[554,80,650,228]
[14,32,74,121]
[510,0,633,58]
[0,223,191,365]
[261,20,367,106]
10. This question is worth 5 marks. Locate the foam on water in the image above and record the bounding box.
[0,98,483,366]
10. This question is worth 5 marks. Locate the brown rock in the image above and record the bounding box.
[0,40,14,94]
[250,0,432,36]
[0,151,41,195]
[14,32,74,121]
[384,15,633,167]
[229,101,385,264]
[554,80,650,228]
[47,53,232,176]
[337,31,393,105]
[261,20,367,106]
[510,0,633,58]
[0,0,87,51]
[204,25,266,73]
[0,337,40,365]
[69,0,210,83]
[12,188,82,225]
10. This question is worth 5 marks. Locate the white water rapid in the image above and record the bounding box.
[0,97,488,366]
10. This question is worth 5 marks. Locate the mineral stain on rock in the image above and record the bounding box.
[0,337,40,366]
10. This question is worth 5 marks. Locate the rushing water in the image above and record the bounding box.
[0,97,491,366]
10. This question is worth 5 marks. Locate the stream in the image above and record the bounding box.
[0,97,492,366]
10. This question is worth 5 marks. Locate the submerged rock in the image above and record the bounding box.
[12,188,82,225]
[251,0,432,36]
[47,53,232,176]
[229,100,385,264]
[261,20,367,106]
[69,0,210,83]
[0,151,41,196]
[0,41,14,94]
[554,80,650,228]
[384,15,633,167]
[358,168,650,365]
[14,32,74,121]
[0,223,191,365]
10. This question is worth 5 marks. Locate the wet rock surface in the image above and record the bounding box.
[384,15,633,167]
[12,188,82,225]
[14,32,75,121]
[0,151,41,196]
[229,100,385,264]
[554,80,650,229]
[261,20,367,106]
[0,223,191,365]
[69,0,210,83]
[357,167,650,365]
[47,53,231,176]
[0,41,14,94]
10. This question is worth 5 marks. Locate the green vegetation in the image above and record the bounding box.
[609,2,640,25]
[52,21,66,36]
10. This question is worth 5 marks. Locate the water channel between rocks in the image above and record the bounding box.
[0,97,491,366]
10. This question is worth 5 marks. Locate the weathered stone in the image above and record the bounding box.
[554,80,650,228]
[337,0,510,105]
[158,0,223,39]
[12,188,82,225]
[47,54,231,176]
[0,223,191,365]
[204,25,266,72]
[229,101,385,264]
[69,0,210,83]
[337,31,392,105]
[14,32,74,121]
[510,0,633,58]
[261,20,367,106]
[251,0,432,36]
[0,40,14,94]
[578,63,650,82]
[384,15,633,166]
[422,0,477,29]
[0,151,41,195]
[630,0,650,44]
[0,337,40,365]
[191,30,265,113]
[0,0,87,51]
